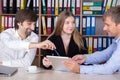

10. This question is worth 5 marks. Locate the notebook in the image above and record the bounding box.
[0,65,18,77]
[47,56,70,72]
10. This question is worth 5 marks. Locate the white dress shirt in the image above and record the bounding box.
[0,28,38,67]
[80,37,120,74]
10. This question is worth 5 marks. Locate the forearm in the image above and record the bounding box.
[85,51,108,64]
[80,64,114,74]
[2,49,36,67]
[29,42,39,49]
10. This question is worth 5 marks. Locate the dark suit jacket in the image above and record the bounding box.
[44,35,88,57]
[42,35,88,69]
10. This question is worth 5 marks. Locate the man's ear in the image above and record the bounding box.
[117,23,120,30]
[17,23,20,26]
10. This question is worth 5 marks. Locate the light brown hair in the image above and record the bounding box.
[48,11,86,50]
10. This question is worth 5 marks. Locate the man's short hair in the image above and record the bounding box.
[14,9,38,30]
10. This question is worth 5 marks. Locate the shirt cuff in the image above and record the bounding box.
[80,65,86,74]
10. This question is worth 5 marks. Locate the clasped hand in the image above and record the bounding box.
[63,55,86,73]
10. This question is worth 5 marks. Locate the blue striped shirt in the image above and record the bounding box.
[80,37,120,74]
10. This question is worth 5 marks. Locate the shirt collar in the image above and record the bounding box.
[15,29,30,40]
[114,37,120,43]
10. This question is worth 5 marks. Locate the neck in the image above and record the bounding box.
[61,32,71,39]
[17,29,26,40]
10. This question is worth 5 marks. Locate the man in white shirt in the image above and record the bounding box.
[0,9,55,67]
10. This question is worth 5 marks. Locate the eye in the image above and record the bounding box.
[27,23,32,25]
[73,21,75,24]
[65,21,69,24]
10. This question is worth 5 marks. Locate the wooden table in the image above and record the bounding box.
[0,68,120,80]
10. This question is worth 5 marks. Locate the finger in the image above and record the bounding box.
[72,55,78,60]
[46,40,56,49]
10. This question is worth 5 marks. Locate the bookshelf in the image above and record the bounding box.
[0,0,119,66]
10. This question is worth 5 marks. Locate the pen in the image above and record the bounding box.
[54,49,60,56]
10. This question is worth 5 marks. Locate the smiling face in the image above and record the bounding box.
[103,16,120,39]
[18,20,36,37]
[62,16,75,35]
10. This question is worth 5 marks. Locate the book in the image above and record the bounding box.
[7,16,13,29]
[16,0,21,12]
[34,20,39,34]
[42,0,47,14]
[20,0,27,10]
[63,0,67,11]
[2,0,9,13]
[4,16,8,30]
[111,0,117,7]
[33,0,36,12]
[36,0,39,14]
[82,17,86,35]
[101,0,107,14]
[88,37,93,54]
[9,0,14,13]
[116,0,120,6]
[76,0,80,14]
[47,0,52,14]
[102,37,107,50]
[41,16,47,35]
[98,36,102,51]
[75,16,80,32]
[47,16,52,35]
[71,0,75,14]
[82,11,101,15]
[55,0,59,15]
[86,16,91,35]
[105,0,112,11]
[51,0,54,14]
[59,0,63,13]
[0,16,5,32]
[83,6,102,11]
[83,2,102,6]
[91,16,96,35]
[67,0,71,12]
[93,37,98,52]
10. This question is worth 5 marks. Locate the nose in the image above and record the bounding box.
[103,25,107,31]
[30,24,35,30]
[70,22,75,28]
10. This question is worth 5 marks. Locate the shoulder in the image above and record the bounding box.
[48,35,60,40]
[30,32,38,39]
[0,28,15,36]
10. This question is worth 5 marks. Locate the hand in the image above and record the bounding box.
[63,58,80,73]
[72,55,86,64]
[38,40,56,50]
[42,57,52,68]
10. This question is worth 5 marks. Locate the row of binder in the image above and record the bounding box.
[0,15,39,34]
[86,36,114,54]
[1,0,39,14]
[41,0,81,15]
[82,1,102,15]
[0,15,15,32]
[82,16,96,35]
